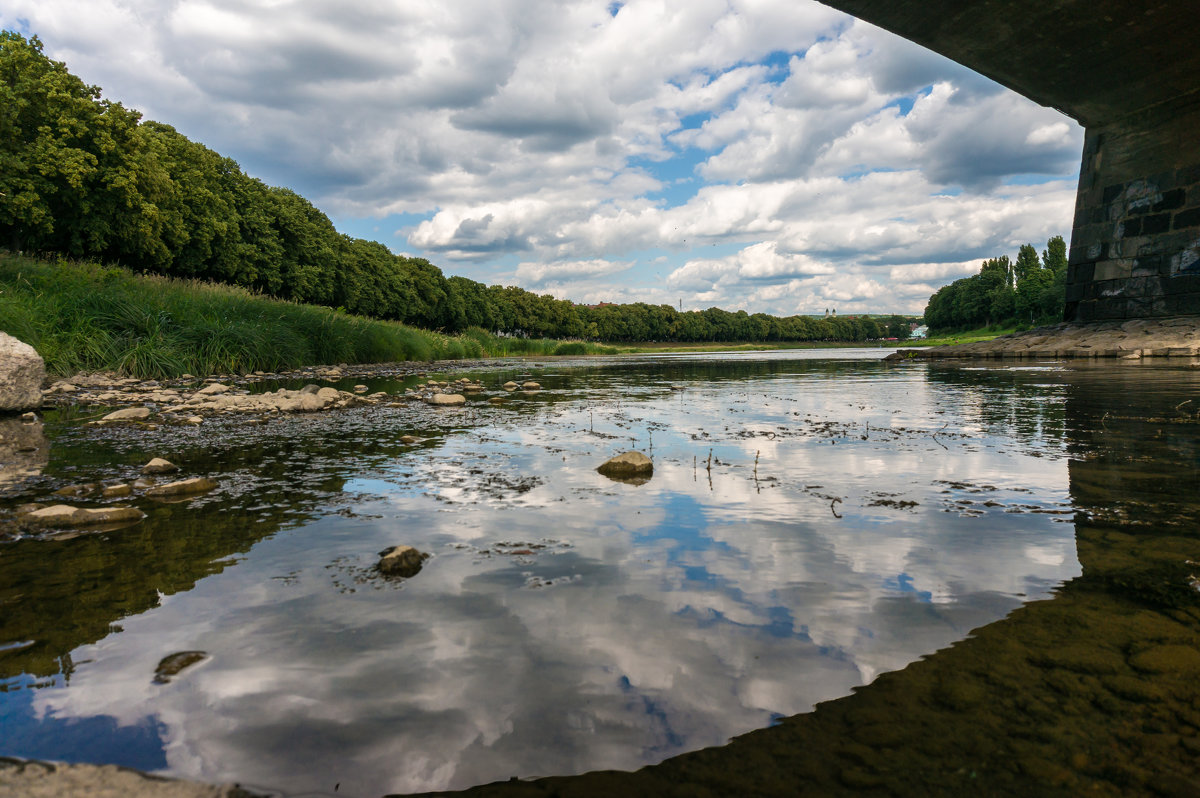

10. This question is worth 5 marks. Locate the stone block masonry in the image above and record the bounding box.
[1065,92,1200,322]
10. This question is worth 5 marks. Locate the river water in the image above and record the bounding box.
[1,350,1197,796]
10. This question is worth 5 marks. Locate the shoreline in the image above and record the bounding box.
[886,315,1200,361]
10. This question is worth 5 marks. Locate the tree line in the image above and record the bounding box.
[0,32,914,344]
[922,237,1068,332]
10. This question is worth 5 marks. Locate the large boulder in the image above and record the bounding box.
[0,332,44,411]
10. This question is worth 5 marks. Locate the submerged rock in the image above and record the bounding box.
[0,417,48,486]
[400,435,419,444]
[145,477,218,497]
[597,451,653,479]
[142,457,179,474]
[378,545,430,578]
[19,504,145,528]
[0,331,45,411]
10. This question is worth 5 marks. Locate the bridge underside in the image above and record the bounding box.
[821,0,1200,321]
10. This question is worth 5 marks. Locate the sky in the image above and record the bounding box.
[1,0,1085,315]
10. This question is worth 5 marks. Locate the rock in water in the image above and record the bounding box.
[426,393,466,406]
[142,457,179,474]
[19,504,146,528]
[154,651,208,684]
[145,477,218,497]
[101,407,151,422]
[378,545,429,577]
[0,332,44,412]
[597,451,653,478]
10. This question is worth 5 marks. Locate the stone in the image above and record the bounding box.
[522,381,542,389]
[378,545,429,577]
[196,383,230,396]
[145,477,218,497]
[597,451,654,478]
[400,435,419,444]
[503,381,519,390]
[185,416,204,425]
[20,412,36,423]
[101,484,133,498]
[53,484,96,497]
[142,457,179,474]
[426,393,467,406]
[154,651,209,684]
[102,407,151,422]
[0,332,45,411]
[0,417,47,486]
[19,504,145,528]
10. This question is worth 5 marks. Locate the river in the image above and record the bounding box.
[1,350,1197,796]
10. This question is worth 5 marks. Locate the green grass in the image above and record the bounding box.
[905,325,1022,348]
[0,255,620,379]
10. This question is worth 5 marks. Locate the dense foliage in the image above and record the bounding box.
[0,255,627,378]
[923,237,1067,332]
[0,32,913,346]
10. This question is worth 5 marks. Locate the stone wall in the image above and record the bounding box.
[1065,93,1200,321]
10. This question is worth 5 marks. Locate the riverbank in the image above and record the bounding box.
[888,315,1200,360]
[0,256,622,380]
[0,256,913,380]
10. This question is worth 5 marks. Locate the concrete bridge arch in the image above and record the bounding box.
[818,0,1200,321]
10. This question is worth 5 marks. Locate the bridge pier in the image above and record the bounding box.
[1066,94,1200,321]
[814,0,1200,324]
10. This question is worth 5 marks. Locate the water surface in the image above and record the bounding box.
[2,350,1194,796]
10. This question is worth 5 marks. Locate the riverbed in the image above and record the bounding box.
[1,350,1198,797]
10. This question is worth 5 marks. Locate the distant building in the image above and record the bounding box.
[910,325,929,339]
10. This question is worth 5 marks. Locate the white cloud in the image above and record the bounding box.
[1,0,1084,315]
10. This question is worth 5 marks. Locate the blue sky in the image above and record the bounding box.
[3,0,1084,313]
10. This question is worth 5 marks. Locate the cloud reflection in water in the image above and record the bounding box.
[29,355,1080,796]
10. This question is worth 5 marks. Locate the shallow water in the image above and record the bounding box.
[0,350,1197,797]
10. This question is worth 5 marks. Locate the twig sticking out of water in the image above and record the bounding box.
[1176,399,1193,416]
[1100,411,1109,431]
[706,449,712,472]
[830,498,842,518]
[930,423,949,451]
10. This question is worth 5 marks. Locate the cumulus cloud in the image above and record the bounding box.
[1,0,1084,314]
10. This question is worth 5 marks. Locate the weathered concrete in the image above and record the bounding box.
[819,0,1200,322]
